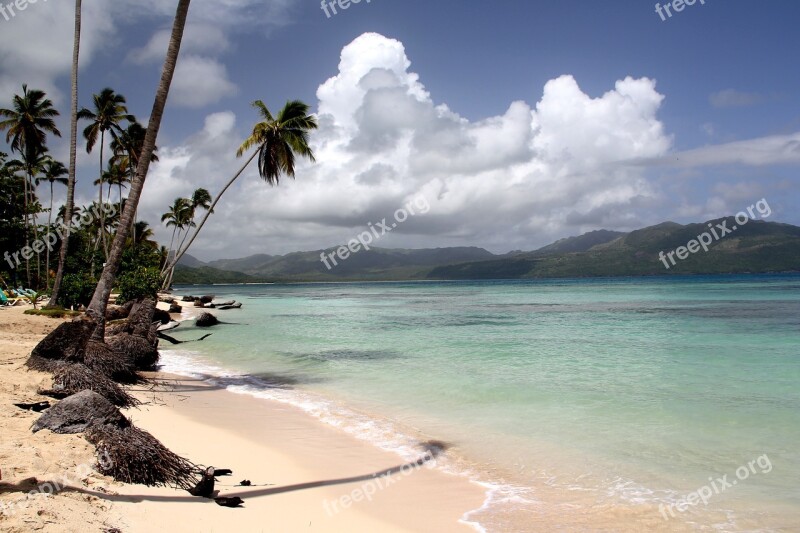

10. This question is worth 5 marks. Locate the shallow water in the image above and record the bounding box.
[165,275,800,531]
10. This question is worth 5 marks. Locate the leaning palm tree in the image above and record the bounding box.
[36,158,68,289]
[85,0,191,339]
[77,88,135,257]
[167,100,317,271]
[49,0,82,307]
[0,85,61,287]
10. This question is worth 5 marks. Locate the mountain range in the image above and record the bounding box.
[173,218,800,284]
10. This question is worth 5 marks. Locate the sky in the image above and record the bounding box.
[1,0,799,260]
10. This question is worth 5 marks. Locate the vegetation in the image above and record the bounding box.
[24,307,80,318]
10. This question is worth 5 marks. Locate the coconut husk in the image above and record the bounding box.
[86,424,198,490]
[106,333,159,371]
[39,363,139,408]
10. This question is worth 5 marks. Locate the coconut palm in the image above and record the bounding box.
[8,149,51,285]
[85,0,191,338]
[111,121,158,238]
[35,158,68,289]
[77,88,135,257]
[168,100,317,270]
[49,0,82,307]
[131,220,158,249]
[0,85,61,287]
[161,197,193,271]
[161,188,211,289]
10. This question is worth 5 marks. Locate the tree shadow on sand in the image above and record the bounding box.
[50,445,447,505]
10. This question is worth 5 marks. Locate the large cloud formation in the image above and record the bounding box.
[140,33,673,257]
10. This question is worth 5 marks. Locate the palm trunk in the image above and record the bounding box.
[48,0,80,307]
[87,0,191,339]
[161,225,178,276]
[22,171,31,287]
[30,175,42,286]
[98,130,108,258]
[168,149,258,271]
[45,182,53,290]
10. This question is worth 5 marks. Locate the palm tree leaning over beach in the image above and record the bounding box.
[49,0,82,308]
[0,85,61,288]
[36,158,68,290]
[85,0,192,340]
[78,88,135,258]
[166,100,318,271]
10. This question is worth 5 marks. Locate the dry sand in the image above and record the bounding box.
[0,304,486,532]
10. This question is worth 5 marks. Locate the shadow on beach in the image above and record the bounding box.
[47,454,440,504]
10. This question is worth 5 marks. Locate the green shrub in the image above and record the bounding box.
[59,273,97,309]
[116,266,162,304]
[25,307,80,318]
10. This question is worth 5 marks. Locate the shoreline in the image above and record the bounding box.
[0,304,487,532]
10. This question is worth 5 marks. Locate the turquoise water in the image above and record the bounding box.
[166,275,800,530]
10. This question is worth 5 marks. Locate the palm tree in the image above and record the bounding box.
[77,88,135,257]
[161,197,193,271]
[49,0,81,308]
[8,149,50,285]
[0,85,61,287]
[111,121,158,239]
[85,0,191,338]
[168,100,317,270]
[174,188,211,256]
[130,220,158,249]
[36,158,68,289]
[98,160,128,213]
[160,189,209,289]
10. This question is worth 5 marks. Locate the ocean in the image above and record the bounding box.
[163,274,800,531]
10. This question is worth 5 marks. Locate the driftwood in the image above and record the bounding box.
[188,466,216,497]
[218,303,242,310]
[40,363,139,408]
[214,497,244,508]
[156,332,213,345]
[32,390,128,434]
[14,401,50,412]
[213,468,232,476]
[86,424,198,490]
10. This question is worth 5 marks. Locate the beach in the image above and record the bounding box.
[0,305,486,532]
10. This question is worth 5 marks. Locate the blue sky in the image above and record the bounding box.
[1,0,798,259]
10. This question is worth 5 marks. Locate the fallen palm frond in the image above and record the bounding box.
[39,363,139,408]
[86,424,199,490]
[106,333,159,371]
[83,339,141,384]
